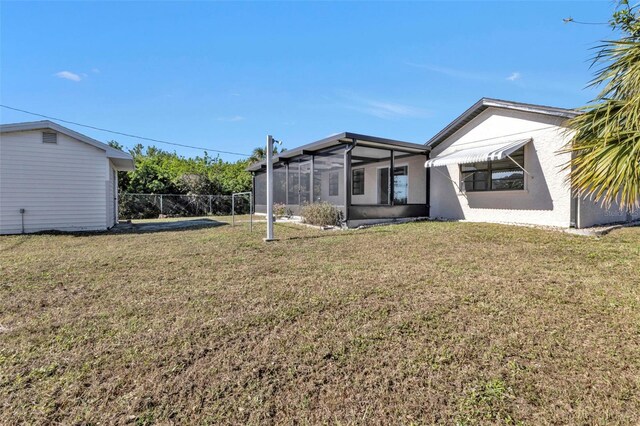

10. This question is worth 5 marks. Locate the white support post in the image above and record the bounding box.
[265,135,276,242]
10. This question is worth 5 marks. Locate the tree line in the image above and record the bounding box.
[109,142,255,195]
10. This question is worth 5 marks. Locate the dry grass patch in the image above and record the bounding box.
[1,220,639,424]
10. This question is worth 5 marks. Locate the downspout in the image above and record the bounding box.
[389,149,395,206]
[310,155,315,203]
[425,149,431,217]
[285,162,289,207]
[569,151,580,228]
[19,208,25,234]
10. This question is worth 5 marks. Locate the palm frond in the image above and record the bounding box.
[564,6,640,210]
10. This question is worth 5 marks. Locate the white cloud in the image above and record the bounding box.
[507,72,521,81]
[216,115,245,122]
[91,68,100,74]
[340,93,430,119]
[405,62,490,81]
[54,71,82,82]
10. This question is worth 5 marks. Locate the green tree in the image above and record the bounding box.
[113,143,253,195]
[565,1,640,210]
[107,140,124,151]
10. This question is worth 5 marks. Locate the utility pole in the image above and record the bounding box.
[264,135,278,242]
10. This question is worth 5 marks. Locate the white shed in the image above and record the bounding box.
[0,121,135,234]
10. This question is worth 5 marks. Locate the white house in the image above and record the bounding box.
[250,98,638,228]
[426,98,639,228]
[0,121,135,234]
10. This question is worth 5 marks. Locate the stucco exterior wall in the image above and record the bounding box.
[0,130,110,234]
[579,195,640,228]
[351,154,427,205]
[429,108,574,228]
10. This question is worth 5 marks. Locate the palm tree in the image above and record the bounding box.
[564,1,640,210]
[248,147,266,164]
[248,146,283,165]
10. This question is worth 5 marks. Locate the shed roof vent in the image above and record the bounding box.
[42,132,57,144]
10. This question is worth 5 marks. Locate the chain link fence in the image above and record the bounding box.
[119,193,252,219]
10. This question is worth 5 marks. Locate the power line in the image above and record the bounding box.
[563,17,609,26]
[0,104,251,157]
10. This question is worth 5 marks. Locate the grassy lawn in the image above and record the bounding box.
[1,220,639,424]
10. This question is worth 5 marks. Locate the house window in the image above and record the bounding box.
[352,168,365,195]
[329,172,339,196]
[461,147,525,192]
[42,132,57,144]
[393,166,408,204]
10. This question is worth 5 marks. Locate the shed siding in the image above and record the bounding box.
[429,108,574,228]
[0,130,109,234]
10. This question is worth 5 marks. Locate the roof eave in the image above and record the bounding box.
[1,120,134,164]
[246,131,428,172]
[425,98,580,150]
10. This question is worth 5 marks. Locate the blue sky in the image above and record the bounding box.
[0,1,617,161]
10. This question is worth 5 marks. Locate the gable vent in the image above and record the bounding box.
[42,132,58,144]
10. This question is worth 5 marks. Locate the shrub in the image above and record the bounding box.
[301,202,343,227]
[273,203,290,218]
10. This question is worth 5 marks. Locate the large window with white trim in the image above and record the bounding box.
[461,147,525,192]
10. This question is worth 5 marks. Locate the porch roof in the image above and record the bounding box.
[247,132,428,172]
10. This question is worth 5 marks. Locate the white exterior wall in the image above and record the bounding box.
[430,108,574,228]
[0,130,111,234]
[579,195,640,228]
[351,154,427,205]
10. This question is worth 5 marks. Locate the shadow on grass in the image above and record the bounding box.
[110,218,227,235]
[273,223,392,241]
[0,218,228,238]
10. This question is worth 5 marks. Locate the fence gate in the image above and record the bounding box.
[231,191,253,231]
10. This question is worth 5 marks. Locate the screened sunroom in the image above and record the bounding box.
[248,132,430,227]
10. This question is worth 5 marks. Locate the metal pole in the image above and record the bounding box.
[232,194,235,227]
[265,135,275,241]
[389,149,395,206]
[250,192,253,232]
[160,194,163,215]
[285,163,289,206]
[209,194,212,215]
[344,140,356,223]
[310,154,315,203]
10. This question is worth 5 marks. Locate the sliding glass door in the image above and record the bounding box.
[393,166,408,204]
[377,166,408,205]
